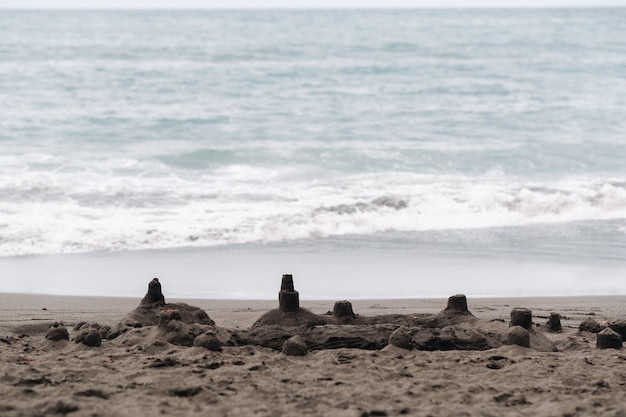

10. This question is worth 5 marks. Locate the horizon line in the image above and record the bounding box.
[1,6,626,10]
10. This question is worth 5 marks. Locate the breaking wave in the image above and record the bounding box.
[1,155,625,257]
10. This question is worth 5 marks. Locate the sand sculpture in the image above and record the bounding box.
[111,279,232,349]
[75,327,101,347]
[248,276,556,353]
[546,312,562,332]
[40,275,626,355]
[579,317,603,333]
[120,278,215,328]
[509,308,532,329]
[506,326,530,348]
[45,322,69,341]
[251,275,326,328]
[37,278,233,350]
[596,328,622,349]
[576,316,626,343]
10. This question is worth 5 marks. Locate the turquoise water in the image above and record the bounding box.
[1,9,625,297]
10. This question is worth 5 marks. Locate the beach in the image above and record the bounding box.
[2,7,626,417]
[2,290,626,417]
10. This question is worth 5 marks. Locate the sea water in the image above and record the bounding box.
[1,9,625,298]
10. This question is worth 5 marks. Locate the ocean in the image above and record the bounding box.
[1,9,625,299]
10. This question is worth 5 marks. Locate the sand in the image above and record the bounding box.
[1,292,626,417]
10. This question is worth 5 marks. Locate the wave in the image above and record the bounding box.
[1,166,625,256]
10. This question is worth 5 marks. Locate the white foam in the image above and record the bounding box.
[1,150,625,257]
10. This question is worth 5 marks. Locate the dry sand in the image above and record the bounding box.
[1,292,626,417]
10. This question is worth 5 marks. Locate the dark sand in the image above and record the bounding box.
[1,293,626,417]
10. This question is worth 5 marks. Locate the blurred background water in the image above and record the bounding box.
[1,9,625,297]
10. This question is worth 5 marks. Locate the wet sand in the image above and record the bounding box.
[1,293,626,417]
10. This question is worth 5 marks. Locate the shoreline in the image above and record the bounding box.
[2,237,626,300]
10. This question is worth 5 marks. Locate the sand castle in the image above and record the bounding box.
[39,275,625,353]
[120,278,215,328]
[251,275,327,328]
[239,276,556,353]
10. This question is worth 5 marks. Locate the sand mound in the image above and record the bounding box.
[119,278,215,329]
